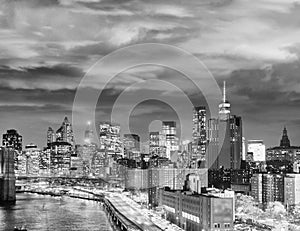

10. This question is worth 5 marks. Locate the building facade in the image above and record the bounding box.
[248,140,266,162]
[99,122,122,156]
[192,106,207,167]
[206,82,243,170]
[162,121,178,160]
[55,116,75,146]
[123,134,140,160]
[159,188,234,231]
[284,173,300,207]
[148,168,208,207]
[251,173,284,204]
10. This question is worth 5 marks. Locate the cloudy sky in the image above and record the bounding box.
[1,0,300,149]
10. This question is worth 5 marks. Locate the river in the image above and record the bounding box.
[0,193,113,231]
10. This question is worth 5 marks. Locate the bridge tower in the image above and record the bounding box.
[0,147,16,203]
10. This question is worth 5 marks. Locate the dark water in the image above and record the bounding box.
[0,193,113,231]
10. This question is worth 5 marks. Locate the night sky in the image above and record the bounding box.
[1,0,300,149]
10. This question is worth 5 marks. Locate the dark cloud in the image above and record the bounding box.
[0,0,300,148]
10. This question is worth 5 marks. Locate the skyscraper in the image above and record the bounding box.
[149,131,160,157]
[162,121,178,160]
[206,81,243,170]
[17,143,40,176]
[123,134,140,160]
[55,116,75,146]
[46,141,72,176]
[192,106,206,167]
[229,115,242,169]
[99,122,122,155]
[47,127,56,146]
[84,121,94,144]
[206,118,219,169]
[217,81,232,169]
[2,129,22,152]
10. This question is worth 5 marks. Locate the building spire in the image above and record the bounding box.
[223,80,226,103]
[280,126,290,147]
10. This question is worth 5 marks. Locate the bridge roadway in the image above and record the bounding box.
[106,194,162,231]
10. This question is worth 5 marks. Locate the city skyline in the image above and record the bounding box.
[1,1,300,231]
[1,0,300,149]
[1,108,299,150]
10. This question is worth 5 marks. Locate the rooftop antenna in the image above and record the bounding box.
[223,80,226,103]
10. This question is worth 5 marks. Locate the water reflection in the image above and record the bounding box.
[0,193,112,231]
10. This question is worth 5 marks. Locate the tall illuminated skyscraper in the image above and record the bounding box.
[206,81,243,169]
[217,81,231,169]
[229,115,242,169]
[206,118,219,169]
[56,116,75,146]
[99,122,121,155]
[162,121,178,160]
[149,131,160,157]
[17,143,40,176]
[192,106,206,167]
[123,134,140,160]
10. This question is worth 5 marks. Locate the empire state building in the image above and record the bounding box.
[207,81,243,170]
[219,81,231,121]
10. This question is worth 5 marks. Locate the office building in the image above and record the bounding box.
[2,129,22,152]
[99,122,122,156]
[229,115,243,169]
[206,117,243,170]
[91,150,108,178]
[84,121,95,144]
[248,140,266,162]
[158,182,234,231]
[148,168,208,207]
[149,131,160,157]
[284,174,300,207]
[251,173,284,204]
[206,118,219,169]
[162,121,178,160]
[17,144,40,176]
[81,143,97,175]
[242,137,246,160]
[55,116,75,146]
[123,134,140,160]
[206,82,243,170]
[192,106,206,167]
[45,141,73,176]
[47,127,56,146]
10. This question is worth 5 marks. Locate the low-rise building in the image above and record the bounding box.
[158,187,234,231]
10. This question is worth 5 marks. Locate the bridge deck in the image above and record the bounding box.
[107,195,162,231]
